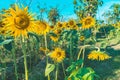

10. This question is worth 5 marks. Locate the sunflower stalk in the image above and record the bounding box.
[44,34,50,80]
[0,48,6,80]
[70,33,73,63]
[12,42,19,80]
[21,38,28,80]
[77,47,83,60]
[81,48,85,68]
[2,62,6,80]
[62,62,66,78]
[55,63,59,80]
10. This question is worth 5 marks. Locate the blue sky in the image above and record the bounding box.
[0,0,120,20]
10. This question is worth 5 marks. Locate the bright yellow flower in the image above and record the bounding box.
[35,20,50,35]
[49,48,65,63]
[0,21,4,28]
[56,21,64,29]
[113,22,120,28]
[80,36,85,41]
[67,19,76,29]
[50,35,59,42]
[49,25,55,31]
[3,4,36,38]
[81,16,95,29]
[72,24,79,30]
[64,22,70,30]
[53,29,62,35]
[88,50,111,61]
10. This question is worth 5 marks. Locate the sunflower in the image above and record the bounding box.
[49,25,55,31]
[67,19,76,29]
[49,48,65,63]
[80,36,85,41]
[50,35,59,42]
[72,24,79,30]
[53,29,62,35]
[64,22,70,30]
[81,16,95,29]
[35,20,50,35]
[113,22,120,28]
[0,21,6,35]
[62,22,67,28]
[0,21,4,28]
[56,21,64,29]
[88,50,111,61]
[3,4,36,38]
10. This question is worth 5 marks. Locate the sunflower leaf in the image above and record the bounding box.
[0,39,13,46]
[45,63,55,76]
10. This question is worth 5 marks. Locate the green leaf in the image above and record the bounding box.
[68,70,79,79]
[66,64,76,72]
[45,63,55,76]
[76,68,89,78]
[0,39,13,46]
[3,42,12,51]
[28,32,40,42]
[82,72,94,80]
[75,59,83,66]
[82,68,95,80]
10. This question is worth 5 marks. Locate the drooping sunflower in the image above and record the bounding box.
[3,4,36,38]
[81,16,95,29]
[35,20,50,35]
[49,48,65,63]
[88,50,111,61]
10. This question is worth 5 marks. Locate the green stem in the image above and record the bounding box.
[70,34,73,63]
[81,48,85,68]
[3,63,6,80]
[12,42,18,80]
[1,49,6,80]
[22,38,28,80]
[44,34,48,64]
[55,64,58,80]
[62,62,66,78]
[44,34,50,80]
[77,47,83,60]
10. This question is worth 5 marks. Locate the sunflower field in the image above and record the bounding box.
[0,0,120,80]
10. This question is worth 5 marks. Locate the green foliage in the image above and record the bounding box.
[73,0,103,18]
[0,39,13,46]
[45,63,55,76]
[66,59,99,80]
[48,7,60,25]
[67,67,99,80]
[66,59,83,72]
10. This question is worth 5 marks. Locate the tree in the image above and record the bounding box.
[73,0,103,19]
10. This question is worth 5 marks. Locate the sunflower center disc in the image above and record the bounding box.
[69,21,74,26]
[14,15,30,29]
[57,52,61,57]
[58,23,62,27]
[85,18,92,25]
